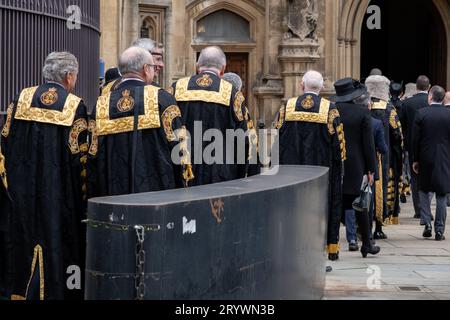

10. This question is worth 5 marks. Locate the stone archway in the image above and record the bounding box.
[337,0,450,87]
[185,0,265,120]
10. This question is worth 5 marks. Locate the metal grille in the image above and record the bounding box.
[0,0,100,113]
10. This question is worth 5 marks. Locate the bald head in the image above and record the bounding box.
[119,47,154,84]
[302,70,324,93]
[444,92,450,106]
[197,46,227,75]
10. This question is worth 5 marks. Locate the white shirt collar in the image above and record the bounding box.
[121,77,145,83]
[304,91,319,96]
[418,91,429,95]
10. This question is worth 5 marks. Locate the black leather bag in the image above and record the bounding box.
[352,176,372,213]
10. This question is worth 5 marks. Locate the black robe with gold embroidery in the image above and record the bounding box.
[277,94,346,257]
[0,146,11,299]
[370,99,403,225]
[88,80,192,198]
[170,72,248,186]
[0,83,88,300]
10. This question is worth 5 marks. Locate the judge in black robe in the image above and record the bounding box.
[277,71,346,261]
[0,52,88,300]
[169,47,248,186]
[88,47,192,198]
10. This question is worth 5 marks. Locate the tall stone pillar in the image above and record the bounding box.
[279,39,320,99]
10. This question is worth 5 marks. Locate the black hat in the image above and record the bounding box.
[105,67,121,85]
[390,81,404,96]
[330,78,368,103]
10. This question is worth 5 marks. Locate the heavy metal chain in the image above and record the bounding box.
[134,225,146,300]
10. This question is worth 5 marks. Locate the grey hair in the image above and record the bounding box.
[118,47,153,75]
[132,38,157,53]
[42,52,79,83]
[302,70,324,92]
[353,92,371,106]
[430,85,445,103]
[223,72,243,91]
[197,46,226,71]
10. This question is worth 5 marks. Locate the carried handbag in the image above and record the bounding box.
[352,175,372,213]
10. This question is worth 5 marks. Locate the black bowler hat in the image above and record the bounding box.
[105,67,121,85]
[330,77,368,103]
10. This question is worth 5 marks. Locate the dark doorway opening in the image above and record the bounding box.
[361,0,447,87]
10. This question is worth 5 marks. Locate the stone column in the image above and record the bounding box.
[279,38,320,100]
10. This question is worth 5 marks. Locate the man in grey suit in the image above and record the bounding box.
[401,76,431,218]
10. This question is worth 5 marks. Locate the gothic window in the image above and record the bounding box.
[196,10,251,42]
[141,16,157,40]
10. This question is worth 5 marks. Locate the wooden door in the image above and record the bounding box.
[225,53,249,98]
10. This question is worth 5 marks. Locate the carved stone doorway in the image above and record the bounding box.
[361,0,447,87]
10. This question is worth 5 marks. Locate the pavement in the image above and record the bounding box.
[324,197,450,300]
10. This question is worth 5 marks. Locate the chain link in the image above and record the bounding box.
[134,225,146,300]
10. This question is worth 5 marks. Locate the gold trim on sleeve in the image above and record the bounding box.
[389,109,399,129]
[69,118,88,155]
[286,97,330,124]
[14,87,81,127]
[96,85,161,136]
[233,92,246,122]
[276,106,286,129]
[1,103,14,138]
[0,146,8,190]
[327,108,340,135]
[162,105,182,142]
[174,77,233,106]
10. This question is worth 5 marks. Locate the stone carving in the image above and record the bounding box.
[283,0,318,41]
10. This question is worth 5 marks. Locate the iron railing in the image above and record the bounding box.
[0,0,100,112]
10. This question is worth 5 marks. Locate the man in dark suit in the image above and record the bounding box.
[412,86,450,241]
[401,75,431,218]
[445,92,450,208]
[330,78,380,258]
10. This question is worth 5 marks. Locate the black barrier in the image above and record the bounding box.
[86,166,329,300]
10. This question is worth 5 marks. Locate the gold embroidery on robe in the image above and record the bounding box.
[234,92,245,122]
[14,87,81,127]
[0,146,7,190]
[196,74,213,88]
[375,153,384,225]
[276,106,286,129]
[40,87,58,106]
[301,95,315,110]
[117,90,135,113]
[69,118,88,155]
[101,80,116,96]
[327,243,340,254]
[165,86,174,96]
[389,109,399,129]
[12,244,45,301]
[1,103,14,138]
[336,124,347,161]
[175,77,232,106]
[327,108,340,135]
[286,97,330,124]
[96,85,161,136]
[162,105,182,142]
[88,120,98,156]
[372,101,388,110]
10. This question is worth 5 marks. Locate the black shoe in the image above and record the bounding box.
[326,266,333,273]
[361,245,380,258]
[373,231,388,240]
[435,232,446,241]
[349,242,359,252]
[423,223,432,238]
[328,253,339,261]
[400,194,407,204]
